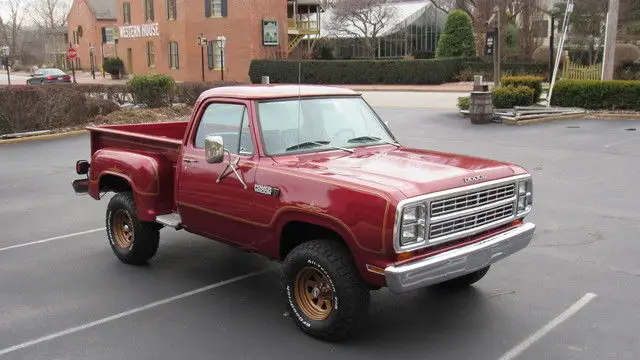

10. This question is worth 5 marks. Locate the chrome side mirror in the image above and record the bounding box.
[204,135,224,164]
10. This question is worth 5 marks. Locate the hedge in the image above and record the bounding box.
[501,75,544,102]
[550,80,640,110]
[0,85,120,135]
[249,59,466,85]
[250,59,550,84]
[492,85,535,109]
[0,81,245,136]
[128,74,176,108]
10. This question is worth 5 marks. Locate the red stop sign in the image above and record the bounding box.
[67,48,77,60]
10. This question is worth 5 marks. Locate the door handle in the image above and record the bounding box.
[183,158,199,164]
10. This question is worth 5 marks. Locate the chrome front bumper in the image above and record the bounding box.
[384,222,536,294]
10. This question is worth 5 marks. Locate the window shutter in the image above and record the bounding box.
[207,41,213,69]
[221,0,227,17]
[175,43,179,69]
[172,0,177,19]
[205,0,211,18]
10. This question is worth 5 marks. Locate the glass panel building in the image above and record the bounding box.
[319,0,447,59]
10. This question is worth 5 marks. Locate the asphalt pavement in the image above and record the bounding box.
[1,103,639,360]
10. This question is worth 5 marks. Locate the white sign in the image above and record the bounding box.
[119,23,160,39]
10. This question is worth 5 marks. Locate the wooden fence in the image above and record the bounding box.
[562,54,602,80]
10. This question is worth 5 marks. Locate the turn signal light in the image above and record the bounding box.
[396,252,414,262]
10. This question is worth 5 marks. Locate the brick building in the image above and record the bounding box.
[67,0,118,72]
[106,0,316,82]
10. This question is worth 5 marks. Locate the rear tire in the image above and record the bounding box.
[106,192,161,265]
[281,239,370,342]
[436,266,491,288]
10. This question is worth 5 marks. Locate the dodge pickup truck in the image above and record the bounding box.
[72,85,536,341]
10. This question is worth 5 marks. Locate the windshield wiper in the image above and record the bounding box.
[347,136,401,147]
[285,141,354,153]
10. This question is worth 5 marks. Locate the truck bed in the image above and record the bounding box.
[87,121,187,163]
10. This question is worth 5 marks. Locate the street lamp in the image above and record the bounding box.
[216,35,226,81]
[89,44,96,80]
[197,33,207,82]
[1,45,10,86]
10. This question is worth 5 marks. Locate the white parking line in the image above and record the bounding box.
[0,268,273,357]
[497,292,598,360]
[0,228,106,254]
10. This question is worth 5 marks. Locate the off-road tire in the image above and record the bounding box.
[281,239,371,342]
[106,192,161,265]
[436,265,491,288]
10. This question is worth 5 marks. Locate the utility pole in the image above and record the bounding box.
[601,0,620,80]
[494,5,502,87]
[549,15,555,82]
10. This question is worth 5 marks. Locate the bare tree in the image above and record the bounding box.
[31,0,71,30]
[0,0,28,57]
[325,0,400,58]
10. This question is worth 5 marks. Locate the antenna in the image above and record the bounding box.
[296,62,302,170]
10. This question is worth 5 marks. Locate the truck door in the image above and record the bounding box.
[177,99,262,250]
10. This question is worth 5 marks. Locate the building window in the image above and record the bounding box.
[167,0,177,20]
[146,42,155,67]
[145,0,155,21]
[123,2,131,24]
[205,0,227,18]
[207,40,223,69]
[168,41,179,69]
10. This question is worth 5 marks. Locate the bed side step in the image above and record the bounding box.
[156,212,183,229]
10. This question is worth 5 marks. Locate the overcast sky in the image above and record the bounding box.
[0,0,72,28]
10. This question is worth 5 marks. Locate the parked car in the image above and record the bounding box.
[26,68,71,85]
[72,85,536,341]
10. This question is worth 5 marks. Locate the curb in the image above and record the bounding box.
[0,130,88,145]
[503,113,640,125]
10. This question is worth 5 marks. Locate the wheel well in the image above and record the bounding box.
[99,175,132,194]
[279,221,348,260]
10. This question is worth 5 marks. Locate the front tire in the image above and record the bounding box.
[281,239,370,342]
[106,192,161,265]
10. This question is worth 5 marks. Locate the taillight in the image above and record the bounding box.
[64,75,71,79]
[76,160,90,175]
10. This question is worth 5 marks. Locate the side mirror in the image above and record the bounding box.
[204,135,225,164]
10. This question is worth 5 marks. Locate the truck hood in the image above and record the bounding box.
[275,146,527,200]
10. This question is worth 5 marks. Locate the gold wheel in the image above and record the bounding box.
[294,266,334,321]
[112,209,134,249]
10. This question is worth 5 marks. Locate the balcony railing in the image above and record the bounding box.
[287,19,320,35]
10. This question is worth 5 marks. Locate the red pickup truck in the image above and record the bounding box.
[72,85,535,341]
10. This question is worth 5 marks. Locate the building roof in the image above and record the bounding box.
[199,85,359,100]
[320,0,437,38]
[86,0,117,20]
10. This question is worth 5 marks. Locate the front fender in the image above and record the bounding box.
[89,149,174,221]
[271,207,393,288]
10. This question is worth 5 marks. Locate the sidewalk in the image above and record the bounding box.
[10,70,475,92]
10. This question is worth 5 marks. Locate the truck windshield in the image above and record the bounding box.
[256,97,397,156]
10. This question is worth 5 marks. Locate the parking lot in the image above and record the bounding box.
[1,103,639,360]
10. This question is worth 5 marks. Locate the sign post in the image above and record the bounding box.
[67,47,78,83]
[197,34,207,82]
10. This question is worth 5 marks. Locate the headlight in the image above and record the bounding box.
[400,203,426,247]
[517,179,533,214]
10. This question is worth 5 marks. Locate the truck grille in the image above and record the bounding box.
[430,183,515,217]
[429,203,514,239]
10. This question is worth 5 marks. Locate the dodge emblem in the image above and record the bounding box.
[463,175,487,183]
